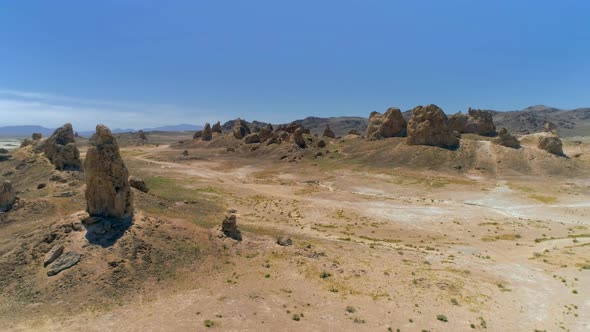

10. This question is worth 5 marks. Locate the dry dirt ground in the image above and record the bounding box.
[1,132,589,332]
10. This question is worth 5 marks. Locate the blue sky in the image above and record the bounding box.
[1,1,589,130]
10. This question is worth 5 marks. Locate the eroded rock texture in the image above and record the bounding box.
[407,105,459,149]
[43,123,81,171]
[84,125,133,220]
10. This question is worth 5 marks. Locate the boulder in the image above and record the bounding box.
[277,236,293,246]
[492,128,520,148]
[406,105,459,149]
[232,119,251,139]
[84,125,134,220]
[43,244,64,267]
[538,135,563,155]
[193,130,203,139]
[244,133,261,144]
[43,123,82,171]
[322,125,336,138]
[212,121,222,133]
[129,176,149,193]
[367,107,407,140]
[32,133,42,140]
[221,214,242,241]
[202,123,213,141]
[47,252,80,276]
[317,140,326,148]
[0,181,16,212]
[293,128,306,148]
[0,149,10,161]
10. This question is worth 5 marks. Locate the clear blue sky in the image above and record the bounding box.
[1,0,589,130]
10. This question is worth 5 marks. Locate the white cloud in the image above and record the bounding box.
[0,89,224,131]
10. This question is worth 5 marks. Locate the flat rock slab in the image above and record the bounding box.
[47,252,80,276]
[43,244,64,267]
[53,191,75,197]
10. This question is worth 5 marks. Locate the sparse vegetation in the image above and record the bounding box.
[204,320,216,328]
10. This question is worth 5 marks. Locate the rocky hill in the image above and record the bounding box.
[490,105,590,137]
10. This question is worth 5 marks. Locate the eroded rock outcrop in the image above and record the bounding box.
[0,180,16,212]
[222,214,242,241]
[232,119,251,139]
[367,107,407,140]
[244,133,261,144]
[406,105,459,149]
[202,123,213,141]
[258,124,274,142]
[293,128,306,148]
[84,125,133,220]
[212,121,222,133]
[449,108,496,136]
[538,134,564,156]
[492,128,520,148]
[322,125,336,138]
[43,123,82,171]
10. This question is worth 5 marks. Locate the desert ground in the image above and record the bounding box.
[1,130,589,332]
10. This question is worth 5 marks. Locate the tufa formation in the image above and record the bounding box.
[202,123,213,141]
[293,127,306,148]
[449,108,496,136]
[43,123,82,171]
[233,119,251,139]
[0,180,16,212]
[406,105,459,149]
[212,121,222,133]
[222,213,242,241]
[367,107,407,140]
[84,125,134,220]
[322,124,336,138]
[492,128,520,148]
[538,134,564,156]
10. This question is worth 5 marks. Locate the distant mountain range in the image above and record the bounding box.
[284,105,589,137]
[2,106,589,138]
[0,124,202,137]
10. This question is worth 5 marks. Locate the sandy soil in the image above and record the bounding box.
[1,133,589,332]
